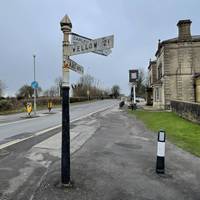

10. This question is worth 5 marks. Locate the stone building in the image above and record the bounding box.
[146,60,156,105]
[148,19,200,109]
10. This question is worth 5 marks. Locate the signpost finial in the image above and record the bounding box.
[60,15,72,32]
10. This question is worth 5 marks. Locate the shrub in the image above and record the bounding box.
[0,100,14,111]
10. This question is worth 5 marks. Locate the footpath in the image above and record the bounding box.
[2,107,200,200]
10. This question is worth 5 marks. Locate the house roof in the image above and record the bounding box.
[155,35,200,56]
[148,60,156,70]
[163,35,200,44]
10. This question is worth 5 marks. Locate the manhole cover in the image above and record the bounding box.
[115,142,142,150]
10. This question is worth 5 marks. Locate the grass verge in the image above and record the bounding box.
[128,109,200,157]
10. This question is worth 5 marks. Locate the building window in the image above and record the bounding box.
[158,64,162,80]
[149,75,152,85]
[155,87,160,101]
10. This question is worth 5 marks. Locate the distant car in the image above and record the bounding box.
[135,97,145,102]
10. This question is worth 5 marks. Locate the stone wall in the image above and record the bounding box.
[171,100,200,124]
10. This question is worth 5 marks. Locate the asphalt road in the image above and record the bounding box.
[0,100,117,144]
[0,103,199,200]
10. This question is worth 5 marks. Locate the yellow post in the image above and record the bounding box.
[48,100,53,112]
[26,102,32,116]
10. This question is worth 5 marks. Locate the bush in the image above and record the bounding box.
[70,97,88,103]
[0,100,14,111]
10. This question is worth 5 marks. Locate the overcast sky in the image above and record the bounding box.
[1,0,200,96]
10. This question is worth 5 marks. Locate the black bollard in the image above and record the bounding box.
[156,130,166,174]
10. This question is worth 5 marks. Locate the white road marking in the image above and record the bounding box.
[0,114,50,127]
[0,104,115,150]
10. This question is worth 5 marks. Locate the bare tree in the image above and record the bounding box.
[55,77,62,96]
[72,74,94,97]
[43,87,57,97]
[72,74,109,99]
[136,69,147,98]
[79,74,94,87]
[0,80,5,97]
[111,85,120,99]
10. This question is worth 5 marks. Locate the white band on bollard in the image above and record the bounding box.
[157,142,165,157]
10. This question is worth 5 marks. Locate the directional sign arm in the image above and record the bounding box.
[69,34,114,56]
[70,33,112,56]
[64,59,84,74]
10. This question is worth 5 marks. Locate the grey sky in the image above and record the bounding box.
[1,0,200,96]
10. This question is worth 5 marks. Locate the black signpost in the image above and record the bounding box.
[60,14,114,186]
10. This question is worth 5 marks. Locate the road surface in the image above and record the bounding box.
[0,103,199,200]
[0,100,117,146]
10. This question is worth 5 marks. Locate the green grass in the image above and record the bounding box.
[128,110,200,157]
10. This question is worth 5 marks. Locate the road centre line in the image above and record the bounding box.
[0,104,115,150]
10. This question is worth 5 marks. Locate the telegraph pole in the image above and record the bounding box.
[33,54,37,115]
[60,15,72,186]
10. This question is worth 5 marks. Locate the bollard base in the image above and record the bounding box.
[156,156,165,174]
[62,182,73,188]
[156,168,165,174]
[55,180,74,189]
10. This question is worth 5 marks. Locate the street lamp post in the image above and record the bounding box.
[33,54,37,115]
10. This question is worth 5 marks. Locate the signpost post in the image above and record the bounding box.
[60,14,114,186]
[60,15,72,186]
[129,69,138,109]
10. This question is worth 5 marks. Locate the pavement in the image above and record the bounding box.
[0,106,200,200]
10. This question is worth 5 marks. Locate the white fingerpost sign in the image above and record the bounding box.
[68,35,114,56]
[69,59,84,74]
[70,33,112,56]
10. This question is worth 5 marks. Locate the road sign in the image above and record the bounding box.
[129,70,138,83]
[68,35,114,56]
[64,59,84,74]
[70,33,112,56]
[31,81,39,89]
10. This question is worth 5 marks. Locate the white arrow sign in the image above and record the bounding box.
[68,35,114,56]
[70,33,112,56]
[64,59,84,74]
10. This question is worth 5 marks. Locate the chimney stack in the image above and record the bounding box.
[177,19,192,41]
